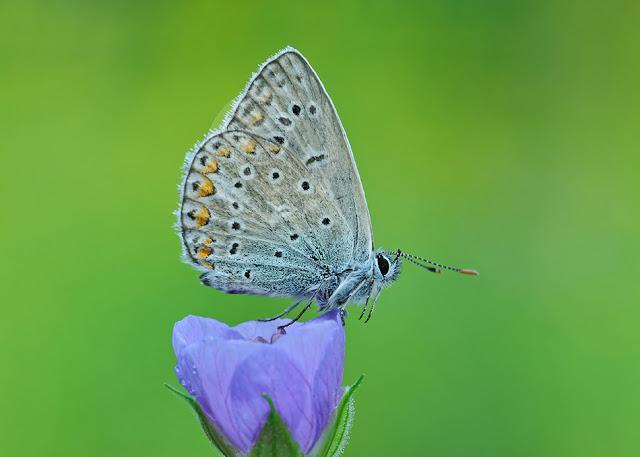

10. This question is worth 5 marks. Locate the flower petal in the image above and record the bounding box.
[233,318,295,342]
[172,315,241,357]
[273,311,345,450]
[228,347,312,452]
[177,338,264,449]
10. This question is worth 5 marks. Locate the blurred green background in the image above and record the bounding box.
[1,0,639,456]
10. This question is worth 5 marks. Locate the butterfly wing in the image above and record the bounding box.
[225,47,373,265]
[179,130,356,297]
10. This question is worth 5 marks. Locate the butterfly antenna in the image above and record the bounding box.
[400,253,440,273]
[398,250,479,276]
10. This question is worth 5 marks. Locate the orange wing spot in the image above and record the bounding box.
[196,246,213,259]
[217,147,231,158]
[202,237,214,245]
[194,207,210,227]
[203,159,219,173]
[269,144,281,154]
[242,139,257,154]
[251,111,264,125]
[199,260,214,269]
[198,177,216,197]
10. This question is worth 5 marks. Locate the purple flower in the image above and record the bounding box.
[172,311,345,455]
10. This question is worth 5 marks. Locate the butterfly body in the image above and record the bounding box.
[178,47,403,317]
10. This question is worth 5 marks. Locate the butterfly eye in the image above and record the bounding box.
[376,254,390,276]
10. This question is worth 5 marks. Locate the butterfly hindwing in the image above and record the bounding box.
[179,130,355,297]
[226,48,373,264]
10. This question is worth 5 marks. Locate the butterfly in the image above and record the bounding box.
[178,47,477,326]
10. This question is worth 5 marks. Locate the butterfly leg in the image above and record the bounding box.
[364,287,383,324]
[277,300,313,333]
[364,301,376,323]
[358,297,370,321]
[339,308,348,326]
[258,299,304,322]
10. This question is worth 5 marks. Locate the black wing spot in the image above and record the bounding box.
[244,270,251,279]
[273,136,285,144]
[243,166,251,176]
[274,251,283,258]
[186,210,196,220]
[309,105,317,115]
[229,243,239,255]
[322,217,331,226]
[290,234,299,241]
[231,222,241,231]
[278,117,292,126]
[305,154,326,166]
[191,182,199,192]
[301,181,310,191]
[200,156,207,166]
[234,182,243,188]
[292,104,301,115]
[232,202,239,210]
[272,172,280,180]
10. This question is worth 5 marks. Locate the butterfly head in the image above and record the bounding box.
[373,249,402,285]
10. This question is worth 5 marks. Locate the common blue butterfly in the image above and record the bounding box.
[178,47,477,325]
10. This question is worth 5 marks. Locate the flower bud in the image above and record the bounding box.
[169,311,362,457]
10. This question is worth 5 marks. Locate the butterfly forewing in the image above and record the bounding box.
[226,48,373,264]
[179,130,355,297]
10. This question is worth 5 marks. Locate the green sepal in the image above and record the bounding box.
[166,376,364,457]
[310,374,365,457]
[165,383,238,457]
[248,394,304,457]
